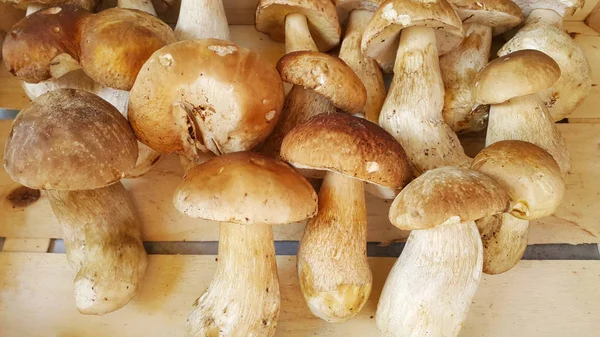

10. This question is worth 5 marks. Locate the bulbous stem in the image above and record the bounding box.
[118,0,157,15]
[186,222,279,336]
[298,171,372,323]
[285,12,318,54]
[529,8,564,28]
[46,182,147,315]
[477,213,529,274]
[175,0,229,41]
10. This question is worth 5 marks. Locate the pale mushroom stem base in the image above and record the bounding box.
[174,0,229,41]
[117,0,157,15]
[46,182,147,316]
[186,222,280,337]
[298,171,372,323]
[477,213,529,274]
[376,219,483,337]
[285,12,318,53]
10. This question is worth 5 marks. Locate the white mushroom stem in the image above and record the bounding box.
[376,218,483,337]
[46,182,147,315]
[338,9,385,123]
[440,23,492,133]
[379,26,470,175]
[118,0,157,15]
[298,171,371,323]
[477,213,529,274]
[285,12,318,53]
[174,0,229,41]
[186,222,279,336]
[25,3,44,15]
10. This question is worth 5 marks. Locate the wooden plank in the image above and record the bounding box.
[585,2,600,32]
[567,34,600,120]
[564,21,600,35]
[566,0,600,21]
[1,238,50,252]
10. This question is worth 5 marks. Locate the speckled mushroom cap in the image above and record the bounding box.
[449,0,523,34]
[281,112,413,194]
[255,0,341,51]
[512,0,583,17]
[389,166,510,230]
[128,39,285,161]
[277,51,367,114]
[173,152,318,225]
[79,8,176,91]
[4,89,138,191]
[1,0,101,12]
[334,0,383,23]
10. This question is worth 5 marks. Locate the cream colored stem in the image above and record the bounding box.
[477,213,529,274]
[25,4,44,15]
[529,8,564,26]
[298,171,371,323]
[178,152,216,173]
[118,0,157,15]
[339,9,385,123]
[46,182,147,316]
[379,26,470,175]
[440,23,492,134]
[376,219,482,337]
[186,222,279,336]
[285,13,318,53]
[174,0,229,41]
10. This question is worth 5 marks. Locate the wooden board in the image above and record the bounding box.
[586,2,600,32]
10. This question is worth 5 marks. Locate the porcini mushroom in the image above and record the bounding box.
[378,166,510,336]
[173,152,318,336]
[3,89,146,315]
[174,0,229,40]
[281,112,412,322]
[439,0,522,133]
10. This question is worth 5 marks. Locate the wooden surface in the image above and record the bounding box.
[586,2,600,32]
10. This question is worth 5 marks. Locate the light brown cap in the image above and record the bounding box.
[471,140,565,220]
[255,0,341,51]
[2,5,90,83]
[389,166,510,230]
[474,49,560,105]
[281,112,413,192]
[277,51,367,114]
[4,89,138,191]
[128,39,285,161]
[512,0,583,17]
[79,8,176,91]
[450,0,523,34]
[361,0,463,72]
[2,0,101,12]
[334,0,383,23]
[173,152,318,225]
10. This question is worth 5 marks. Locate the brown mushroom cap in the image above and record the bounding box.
[173,152,318,225]
[471,140,565,220]
[450,0,522,34]
[2,0,101,12]
[389,166,510,230]
[512,0,583,17]
[281,112,413,191]
[255,0,341,51]
[128,39,285,160]
[473,49,561,105]
[277,51,367,114]
[79,8,176,91]
[4,89,138,191]
[2,5,90,83]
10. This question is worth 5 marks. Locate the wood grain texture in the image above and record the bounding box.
[1,238,50,252]
[586,2,600,32]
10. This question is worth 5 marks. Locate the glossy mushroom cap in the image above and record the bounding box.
[474,49,561,105]
[512,0,583,17]
[255,0,341,51]
[128,39,285,160]
[173,152,318,225]
[3,0,101,11]
[334,0,383,23]
[4,89,138,191]
[277,51,367,114]
[281,112,413,194]
[389,166,510,230]
[450,0,522,34]
[80,8,176,91]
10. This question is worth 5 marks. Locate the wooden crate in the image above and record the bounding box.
[1,1,600,336]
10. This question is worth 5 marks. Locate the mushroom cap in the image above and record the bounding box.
[277,51,367,114]
[255,0,341,51]
[511,0,583,17]
[471,140,565,220]
[4,89,138,191]
[473,49,560,105]
[128,39,285,161]
[79,8,176,91]
[450,0,523,34]
[334,0,383,23]
[389,166,510,230]
[361,0,463,73]
[3,0,101,12]
[173,152,318,225]
[2,5,90,83]
[281,112,413,192]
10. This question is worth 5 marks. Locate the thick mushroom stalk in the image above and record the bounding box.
[174,0,229,40]
[117,0,156,14]
[477,213,529,274]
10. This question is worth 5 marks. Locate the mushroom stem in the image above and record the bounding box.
[174,0,229,41]
[338,9,385,123]
[477,213,529,274]
[376,218,483,337]
[186,222,279,336]
[46,182,147,315]
[25,4,44,15]
[285,13,318,53]
[118,0,157,15]
[530,8,564,25]
[440,23,492,133]
[298,171,371,322]
[379,26,470,175]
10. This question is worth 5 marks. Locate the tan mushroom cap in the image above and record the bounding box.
[450,0,523,34]
[277,51,367,114]
[512,0,583,17]
[4,89,138,191]
[471,140,565,220]
[1,0,101,12]
[128,39,285,160]
[474,49,560,105]
[389,166,510,230]
[334,0,383,23]
[173,152,318,225]
[2,5,90,83]
[281,112,413,192]
[80,8,176,91]
[361,0,463,73]
[255,0,341,51]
